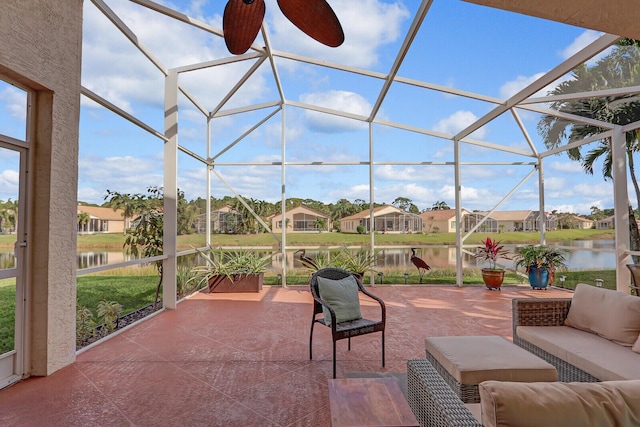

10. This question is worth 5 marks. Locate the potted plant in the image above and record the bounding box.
[335,247,380,280]
[513,245,568,289]
[475,237,511,290]
[298,247,380,281]
[191,247,271,293]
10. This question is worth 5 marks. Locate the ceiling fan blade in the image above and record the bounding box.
[223,0,266,55]
[277,0,344,47]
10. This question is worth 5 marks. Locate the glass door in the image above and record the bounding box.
[0,77,30,388]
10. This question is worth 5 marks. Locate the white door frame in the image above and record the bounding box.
[0,83,31,389]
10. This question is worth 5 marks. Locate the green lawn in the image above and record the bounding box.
[0,228,613,250]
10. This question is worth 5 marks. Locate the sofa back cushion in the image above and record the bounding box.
[564,283,640,346]
[479,380,640,427]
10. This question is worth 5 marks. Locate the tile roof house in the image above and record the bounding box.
[77,206,129,234]
[420,209,469,233]
[269,205,332,233]
[193,205,242,234]
[339,205,422,234]
[571,215,595,229]
[466,210,557,233]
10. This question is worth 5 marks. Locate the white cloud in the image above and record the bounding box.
[544,177,566,192]
[0,169,20,196]
[300,90,371,132]
[433,111,486,139]
[82,0,269,115]
[559,30,603,60]
[0,86,27,120]
[499,72,547,99]
[375,165,449,183]
[573,181,613,199]
[498,30,609,101]
[548,160,583,173]
[267,0,410,68]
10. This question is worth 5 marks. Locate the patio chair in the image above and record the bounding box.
[309,268,386,378]
[626,264,640,296]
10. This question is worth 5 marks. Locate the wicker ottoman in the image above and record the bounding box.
[425,335,557,403]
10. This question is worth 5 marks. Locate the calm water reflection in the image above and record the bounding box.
[61,239,618,271]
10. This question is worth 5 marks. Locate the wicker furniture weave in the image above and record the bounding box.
[512,298,600,382]
[309,268,386,378]
[425,336,557,404]
[425,351,480,404]
[407,359,481,427]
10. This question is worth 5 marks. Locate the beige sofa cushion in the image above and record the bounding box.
[425,336,557,385]
[517,325,640,380]
[565,283,640,346]
[479,380,640,427]
[634,335,640,354]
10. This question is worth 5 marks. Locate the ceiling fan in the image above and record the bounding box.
[223,0,345,55]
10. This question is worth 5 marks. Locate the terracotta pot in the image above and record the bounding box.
[481,268,505,290]
[207,273,264,293]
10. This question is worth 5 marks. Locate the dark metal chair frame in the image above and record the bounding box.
[309,268,386,378]
[626,264,640,296]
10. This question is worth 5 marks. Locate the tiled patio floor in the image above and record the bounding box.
[0,284,572,426]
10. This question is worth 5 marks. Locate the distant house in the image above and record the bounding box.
[270,205,331,233]
[339,205,422,234]
[595,214,640,230]
[77,205,129,234]
[193,205,242,234]
[420,209,469,233]
[596,215,615,229]
[571,215,594,229]
[465,210,557,233]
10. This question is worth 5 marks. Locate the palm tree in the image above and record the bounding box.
[431,201,450,210]
[537,43,640,258]
[77,211,91,232]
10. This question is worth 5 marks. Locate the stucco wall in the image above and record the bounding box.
[0,1,83,375]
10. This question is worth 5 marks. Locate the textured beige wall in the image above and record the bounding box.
[0,1,83,375]
[464,0,640,40]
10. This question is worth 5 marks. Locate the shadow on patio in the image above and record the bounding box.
[0,285,571,426]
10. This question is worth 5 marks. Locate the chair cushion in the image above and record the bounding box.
[317,275,362,327]
[479,379,640,427]
[565,283,640,346]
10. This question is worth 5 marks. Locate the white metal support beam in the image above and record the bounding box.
[455,33,620,141]
[368,122,376,285]
[454,137,463,287]
[369,0,434,122]
[538,161,546,245]
[163,70,179,310]
[612,126,631,292]
[280,107,287,286]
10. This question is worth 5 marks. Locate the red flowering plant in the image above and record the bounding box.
[475,237,511,270]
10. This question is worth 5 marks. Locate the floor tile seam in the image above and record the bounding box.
[173,324,253,348]
[163,392,286,427]
[63,363,138,426]
[280,361,339,386]
[283,403,331,427]
[163,359,293,399]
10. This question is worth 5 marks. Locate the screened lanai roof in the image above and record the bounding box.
[78,0,640,288]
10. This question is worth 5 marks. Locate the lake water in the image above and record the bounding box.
[53,239,617,272]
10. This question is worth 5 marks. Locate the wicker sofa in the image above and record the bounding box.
[407,358,640,427]
[407,358,481,426]
[512,284,640,382]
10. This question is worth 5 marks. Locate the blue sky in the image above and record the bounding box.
[0,0,631,215]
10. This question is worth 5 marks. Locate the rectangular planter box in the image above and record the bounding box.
[207,273,264,293]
